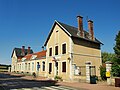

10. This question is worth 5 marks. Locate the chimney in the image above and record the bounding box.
[77,15,84,37]
[22,46,25,56]
[88,20,94,40]
[27,47,31,54]
[42,46,44,51]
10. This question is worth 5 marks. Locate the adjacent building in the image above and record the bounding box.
[11,46,33,72]
[11,46,46,77]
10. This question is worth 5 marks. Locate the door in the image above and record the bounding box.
[55,62,58,75]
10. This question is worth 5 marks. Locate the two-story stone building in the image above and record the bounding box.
[44,16,102,81]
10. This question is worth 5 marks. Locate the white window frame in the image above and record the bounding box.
[61,42,67,54]
[61,60,67,73]
[55,45,59,56]
[49,46,53,57]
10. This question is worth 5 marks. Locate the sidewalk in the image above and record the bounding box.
[22,75,120,90]
[10,73,120,90]
[57,81,120,90]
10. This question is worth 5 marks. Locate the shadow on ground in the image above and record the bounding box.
[0,73,57,90]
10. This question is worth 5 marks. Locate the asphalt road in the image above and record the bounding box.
[0,73,82,90]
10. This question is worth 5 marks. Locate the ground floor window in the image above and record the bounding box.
[32,62,34,71]
[28,63,30,70]
[25,63,27,70]
[49,63,52,74]
[62,62,66,72]
[42,61,45,71]
[37,62,40,71]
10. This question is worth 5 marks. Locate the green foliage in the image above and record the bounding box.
[100,66,107,80]
[101,52,116,63]
[111,64,120,77]
[54,76,63,81]
[113,31,120,59]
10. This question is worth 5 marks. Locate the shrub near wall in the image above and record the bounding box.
[100,66,107,80]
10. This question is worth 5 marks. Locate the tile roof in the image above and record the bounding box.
[23,50,46,61]
[44,21,103,46]
[11,48,33,58]
[57,21,103,44]
[23,54,32,60]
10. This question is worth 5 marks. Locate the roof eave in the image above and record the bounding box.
[71,36,103,45]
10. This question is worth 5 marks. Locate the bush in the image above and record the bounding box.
[32,72,36,78]
[100,66,107,80]
[111,64,120,77]
[54,76,63,81]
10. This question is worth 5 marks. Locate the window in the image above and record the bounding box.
[32,62,34,71]
[37,62,40,71]
[22,63,24,71]
[62,43,66,54]
[42,62,45,71]
[49,63,52,74]
[28,63,30,70]
[25,63,27,70]
[62,62,66,72]
[31,55,37,60]
[20,64,21,70]
[55,46,58,55]
[49,48,52,56]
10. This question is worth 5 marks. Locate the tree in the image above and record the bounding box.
[113,31,120,60]
[112,31,120,77]
[101,52,115,63]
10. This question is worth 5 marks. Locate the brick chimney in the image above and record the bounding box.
[88,20,94,40]
[22,46,25,56]
[77,15,84,37]
[27,47,31,54]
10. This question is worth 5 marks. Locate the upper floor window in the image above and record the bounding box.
[62,43,66,54]
[49,48,52,56]
[55,46,58,55]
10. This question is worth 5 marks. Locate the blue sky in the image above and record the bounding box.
[0,0,120,65]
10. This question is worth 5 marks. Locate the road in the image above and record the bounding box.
[0,73,82,90]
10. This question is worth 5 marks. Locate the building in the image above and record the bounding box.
[44,16,102,81]
[11,46,46,77]
[11,16,102,81]
[11,46,33,72]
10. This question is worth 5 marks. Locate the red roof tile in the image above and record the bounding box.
[22,50,46,61]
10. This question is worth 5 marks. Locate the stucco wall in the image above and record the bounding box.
[46,24,71,80]
[72,39,102,76]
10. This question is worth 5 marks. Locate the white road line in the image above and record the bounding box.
[50,86,70,90]
[43,86,58,90]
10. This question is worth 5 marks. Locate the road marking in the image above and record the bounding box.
[43,86,58,90]
[10,85,78,90]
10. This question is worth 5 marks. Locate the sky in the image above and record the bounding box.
[0,0,120,65]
